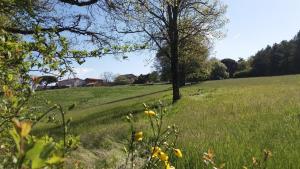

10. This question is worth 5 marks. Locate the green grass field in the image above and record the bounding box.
[31,75,300,169]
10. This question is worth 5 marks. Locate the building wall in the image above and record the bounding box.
[57,79,86,87]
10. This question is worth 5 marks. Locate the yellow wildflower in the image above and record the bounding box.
[263,149,272,160]
[158,151,169,161]
[252,157,258,166]
[203,149,214,164]
[151,146,161,158]
[165,161,175,169]
[174,148,183,158]
[144,110,156,117]
[134,131,143,141]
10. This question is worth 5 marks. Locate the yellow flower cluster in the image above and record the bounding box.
[151,146,183,169]
[144,110,156,117]
[165,161,175,169]
[142,107,183,169]
[151,146,161,158]
[131,110,158,142]
[134,131,143,141]
[174,149,183,158]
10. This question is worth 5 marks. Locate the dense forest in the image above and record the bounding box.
[234,30,300,78]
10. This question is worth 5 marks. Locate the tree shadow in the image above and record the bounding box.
[34,88,172,136]
[97,88,172,106]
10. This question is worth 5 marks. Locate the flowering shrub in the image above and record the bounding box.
[0,29,80,168]
[122,102,183,169]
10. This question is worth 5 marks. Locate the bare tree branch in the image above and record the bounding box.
[59,0,99,6]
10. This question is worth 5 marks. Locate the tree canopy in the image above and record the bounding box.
[155,35,210,84]
[221,58,237,78]
[104,0,227,102]
[210,59,229,80]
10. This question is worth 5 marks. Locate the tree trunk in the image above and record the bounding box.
[168,4,180,103]
[179,63,186,87]
[171,45,180,102]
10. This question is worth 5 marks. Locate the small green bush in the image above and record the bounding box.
[210,61,229,80]
[233,69,253,78]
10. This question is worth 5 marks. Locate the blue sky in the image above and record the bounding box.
[74,0,300,79]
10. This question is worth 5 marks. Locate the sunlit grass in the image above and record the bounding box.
[31,76,300,168]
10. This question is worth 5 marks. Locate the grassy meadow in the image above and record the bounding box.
[30,75,300,169]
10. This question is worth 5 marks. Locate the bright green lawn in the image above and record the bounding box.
[31,76,300,169]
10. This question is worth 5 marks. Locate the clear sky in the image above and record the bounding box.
[73,0,300,79]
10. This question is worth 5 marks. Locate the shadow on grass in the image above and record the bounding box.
[33,88,172,136]
[97,88,172,106]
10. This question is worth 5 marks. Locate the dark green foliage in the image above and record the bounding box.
[135,74,151,84]
[154,37,210,85]
[233,69,253,78]
[114,76,132,85]
[241,30,300,77]
[154,46,172,82]
[134,71,160,84]
[236,58,249,72]
[291,32,300,73]
[221,58,238,78]
[149,71,160,83]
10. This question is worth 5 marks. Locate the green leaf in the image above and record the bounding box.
[7,74,14,81]
[9,128,21,153]
[40,142,55,159]
[24,139,55,169]
[46,154,64,165]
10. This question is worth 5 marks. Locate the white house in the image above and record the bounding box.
[57,78,85,87]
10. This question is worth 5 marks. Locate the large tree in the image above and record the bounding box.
[209,59,229,80]
[236,57,249,72]
[221,58,237,78]
[103,0,227,102]
[155,35,210,85]
[0,0,116,76]
[1,0,109,40]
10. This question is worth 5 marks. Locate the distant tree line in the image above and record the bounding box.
[112,30,300,86]
[153,30,300,83]
[234,30,300,78]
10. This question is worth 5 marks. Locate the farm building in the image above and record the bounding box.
[115,74,138,84]
[57,78,86,88]
[84,78,104,86]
